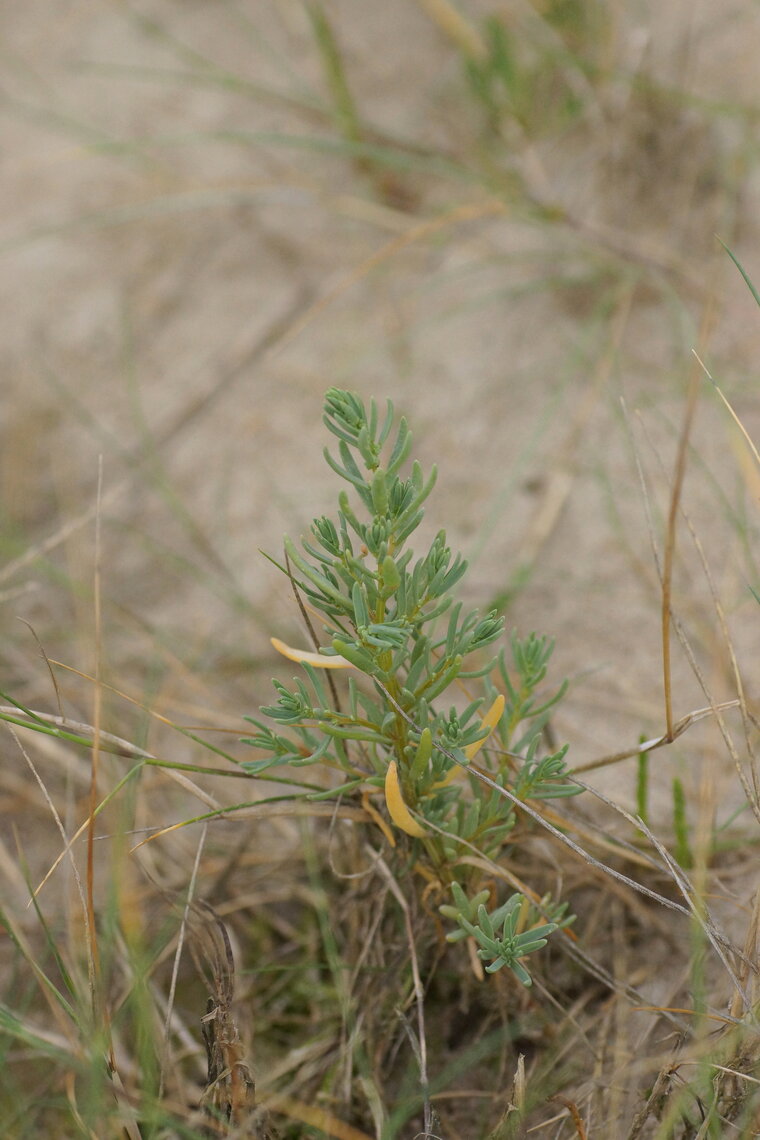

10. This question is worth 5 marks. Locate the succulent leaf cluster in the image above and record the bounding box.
[243,388,580,983]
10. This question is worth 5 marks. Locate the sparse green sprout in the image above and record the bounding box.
[672,776,693,869]
[244,388,579,980]
[442,886,575,985]
[439,880,492,942]
[443,890,557,986]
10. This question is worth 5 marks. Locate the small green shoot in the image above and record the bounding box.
[672,775,693,869]
[637,733,650,834]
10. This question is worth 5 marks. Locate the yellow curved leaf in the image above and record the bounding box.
[464,693,506,761]
[384,760,427,838]
[433,693,506,788]
[271,637,354,669]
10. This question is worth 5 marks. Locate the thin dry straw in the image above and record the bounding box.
[160,821,208,1100]
[373,850,432,1136]
[660,369,701,742]
[571,775,750,1009]
[572,700,740,774]
[693,349,760,469]
[8,724,94,991]
[86,457,104,1010]
[626,389,760,827]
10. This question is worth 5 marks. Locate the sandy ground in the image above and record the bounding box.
[2,0,760,873]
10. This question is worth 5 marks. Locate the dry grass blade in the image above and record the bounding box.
[162,823,208,1099]
[372,849,434,1137]
[7,737,143,1138]
[8,723,95,1003]
[16,618,64,719]
[86,459,105,1018]
[26,734,223,900]
[414,0,487,59]
[264,1095,375,1140]
[549,1094,588,1139]
[625,1058,682,1140]
[661,368,701,742]
[672,474,760,825]
[0,853,81,1052]
[571,700,741,774]
[694,349,760,470]
[284,547,342,714]
[129,800,369,853]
